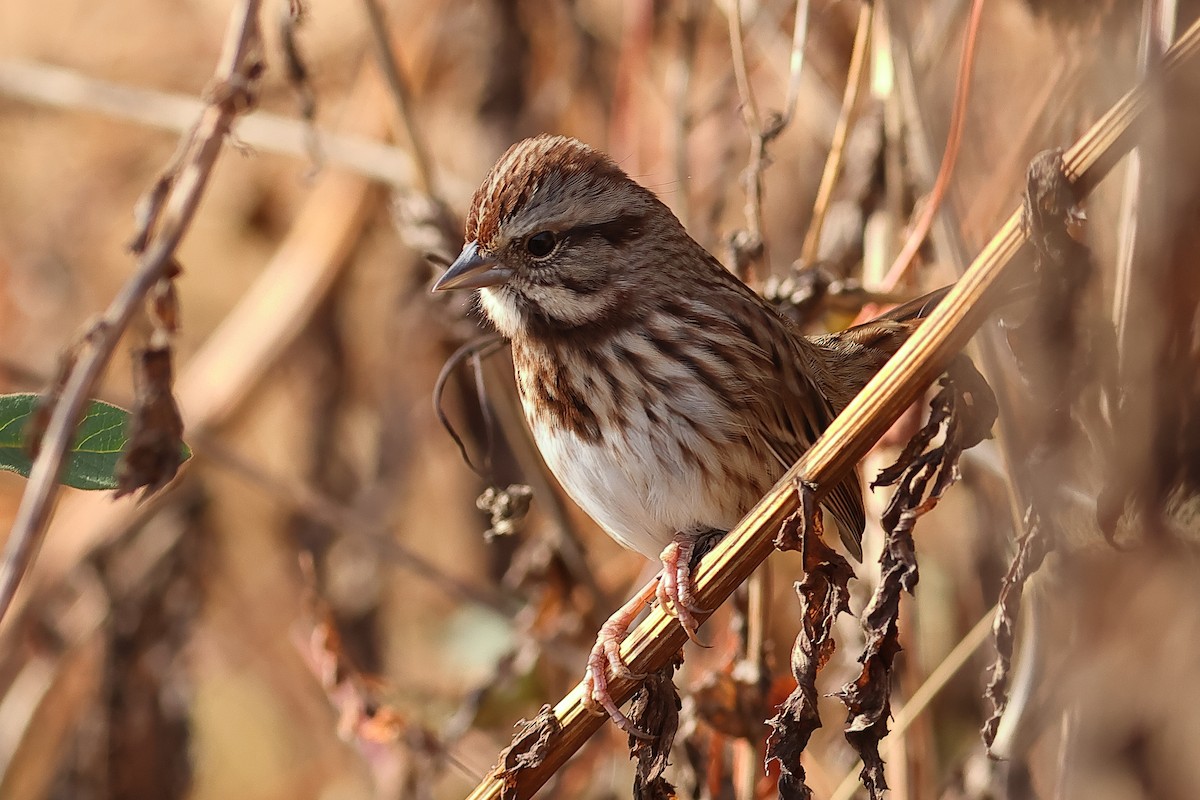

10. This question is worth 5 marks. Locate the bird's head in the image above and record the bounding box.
[432,135,682,337]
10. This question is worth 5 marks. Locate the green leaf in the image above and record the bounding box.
[0,393,191,491]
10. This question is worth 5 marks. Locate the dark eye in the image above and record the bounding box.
[525,231,557,259]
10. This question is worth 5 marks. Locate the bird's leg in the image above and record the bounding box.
[583,581,655,739]
[656,530,709,645]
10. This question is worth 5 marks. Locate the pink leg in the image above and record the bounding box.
[583,584,654,738]
[656,532,707,644]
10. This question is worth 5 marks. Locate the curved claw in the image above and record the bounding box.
[601,631,646,681]
[584,664,652,739]
[583,590,655,738]
[658,536,712,647]
[656,570,708,646]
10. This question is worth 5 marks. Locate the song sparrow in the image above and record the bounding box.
[433,135,939,733]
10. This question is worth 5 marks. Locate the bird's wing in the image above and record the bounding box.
[702,261,867,560]
[755,357,866,561]
[738,301,866,560]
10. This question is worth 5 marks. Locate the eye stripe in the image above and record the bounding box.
[566,213,646,247]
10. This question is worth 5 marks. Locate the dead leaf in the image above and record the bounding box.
[840,358,997,799]
[498,705,562,799]
[765,481,853,799]
[627,658,682,800]
[116,346,185,498]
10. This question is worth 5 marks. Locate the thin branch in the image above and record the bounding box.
[0,0,266,625]
[799,1,874,265]
[874,0,985,294]
[780,0,812,129]
[728,0,763,132]
[727,0,766,284]
[726,0,813,284]
[734,565,771,800]
[669,0,701,229]
[461,17,1200,799]
[0,75,387,785]
[358,0,441,197]
[0,58,441,191]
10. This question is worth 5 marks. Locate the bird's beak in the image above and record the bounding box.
[432,241,512,292]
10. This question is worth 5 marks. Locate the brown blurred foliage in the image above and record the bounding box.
[1,1,1200,799]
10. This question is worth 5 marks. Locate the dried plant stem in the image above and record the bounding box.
[875,0,985,294]
[0,0,264,626]
[0,58,434,191]
[735,565,770,800]
[799,0,873,265]
[462,17,1200,799]
[669,0,700,229]
[781,0,812,128]
[727,0,767,283]
[884,3,1038,545]
[0,53,390,653]
[726,0,811,282]
[358,0,440,196]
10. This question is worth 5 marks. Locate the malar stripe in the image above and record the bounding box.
[546,370,603,441]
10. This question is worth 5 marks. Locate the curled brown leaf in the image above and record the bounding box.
[765,481,853,799]
[116,346,185,498]
[841,358,997,799]
[498,705,562,800]
[149,261,183,334]
[982,509,1051,751]
[627,658,682,800]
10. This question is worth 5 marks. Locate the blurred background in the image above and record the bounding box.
[2,0,1199,798]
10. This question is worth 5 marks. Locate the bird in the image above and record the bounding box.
[432,134,942,733]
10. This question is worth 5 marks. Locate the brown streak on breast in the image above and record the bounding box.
[512,341,604,443]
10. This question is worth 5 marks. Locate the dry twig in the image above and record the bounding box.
[0,58,433,190]
[0,54,391,653]
[358,0,440,196]
[0,0,266,625]
[726,0,813,283]
[873,0,986,297]
[799,1,873,266]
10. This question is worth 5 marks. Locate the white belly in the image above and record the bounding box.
[525,397,754,560]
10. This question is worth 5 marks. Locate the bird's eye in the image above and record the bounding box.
[525,231,557,259]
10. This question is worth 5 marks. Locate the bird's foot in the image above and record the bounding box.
[656,532,710,646]
[583,590,653,739]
